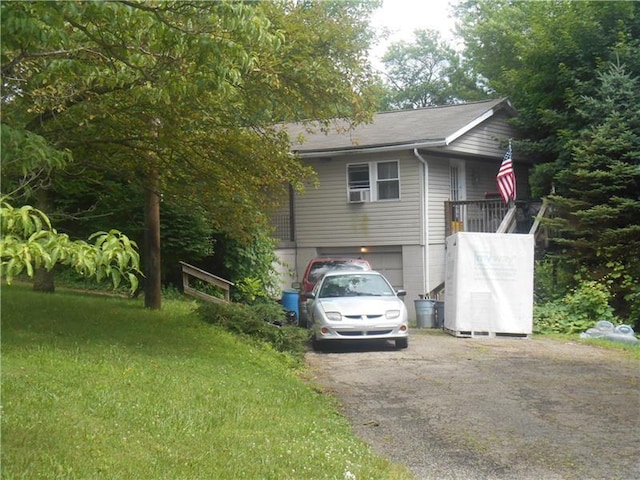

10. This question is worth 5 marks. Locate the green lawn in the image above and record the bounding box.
[1,284,413,480]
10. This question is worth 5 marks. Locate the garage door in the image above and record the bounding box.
[317,248,403,289]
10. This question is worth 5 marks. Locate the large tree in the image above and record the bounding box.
[379,28,487,109]
[549,63,640,317]
[455,0,640,165]
[1,0,380,308]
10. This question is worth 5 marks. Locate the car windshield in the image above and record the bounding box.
[319,274,395,298]
[309,261,368,283]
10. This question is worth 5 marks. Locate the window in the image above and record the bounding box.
[347,161,400,202]
[377,161,399,200]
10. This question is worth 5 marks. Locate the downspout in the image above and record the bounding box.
[413,149,430,296]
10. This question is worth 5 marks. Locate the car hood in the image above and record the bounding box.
[318,296,404,315]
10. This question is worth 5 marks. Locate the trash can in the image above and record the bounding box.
[435,301,445,328]
[281,289,300,324]
[414,299,436,328]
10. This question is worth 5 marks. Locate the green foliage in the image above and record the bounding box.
[550,63,640,262]
[546,63,640,324]
[220,222,282,303]
[534,280,617,334]
[1,1,381,306]
[0,124,72,198]
[235,276,268,303]
[380,28,488,109]
[534,257,573,303]
[0,198,141,293]
[456,0,640,163]
[1,0,379,238]
[198,300,310,357]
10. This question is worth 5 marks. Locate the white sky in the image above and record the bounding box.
[368,0,460,72]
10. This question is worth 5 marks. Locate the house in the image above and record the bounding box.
[272,98,536,319]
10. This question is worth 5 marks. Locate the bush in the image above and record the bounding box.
[534,257,573,303]
[198,300,310,358]
[534,280,617,334]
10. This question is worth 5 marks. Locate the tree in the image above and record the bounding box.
[548,64,640,319]
[380,29,488,109]
[1,1,380,308]
[0,199,141,293]
[455,0,640,167]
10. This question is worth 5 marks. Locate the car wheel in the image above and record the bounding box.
[298,310,308,329]
[311,336,324,351]
[395,338,408,349]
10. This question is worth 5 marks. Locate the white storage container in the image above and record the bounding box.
[444,232,534,337]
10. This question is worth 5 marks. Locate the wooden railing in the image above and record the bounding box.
[180,261,234,304]
[444,199,544,237]
[444,199,509,237]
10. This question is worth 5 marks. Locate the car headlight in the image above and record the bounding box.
[386,310,401,319]
[325,311,342,321]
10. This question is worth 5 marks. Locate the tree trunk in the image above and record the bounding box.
[33,188,55,292]
[33,268,55,293]
[144,166,162,309]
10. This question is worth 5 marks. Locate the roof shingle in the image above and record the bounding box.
[287,98,514,154]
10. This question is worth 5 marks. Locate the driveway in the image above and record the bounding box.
[305,330,640,480]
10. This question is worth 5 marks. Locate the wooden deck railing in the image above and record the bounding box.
[444,199,509,237]
[444,199,544,237]
[180,261,234,304]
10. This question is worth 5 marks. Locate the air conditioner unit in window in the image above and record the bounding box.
[349,190,370,203]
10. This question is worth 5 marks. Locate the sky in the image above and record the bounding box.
[368,0,460,72]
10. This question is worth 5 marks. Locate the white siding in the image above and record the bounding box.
[426,159,451,245]
[294,151,422,247]
[445,112,518,158]
[466,158,532,201]
[273,248,297,292]
[428,243,446,294]
[403,244,426,320]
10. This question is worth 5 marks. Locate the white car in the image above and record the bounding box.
[306,270,409,350]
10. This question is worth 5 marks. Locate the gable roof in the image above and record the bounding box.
[287,98,515,157]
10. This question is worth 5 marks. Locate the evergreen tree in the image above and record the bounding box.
[550,63,640,319]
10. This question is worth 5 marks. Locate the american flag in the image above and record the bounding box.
[496,142,516,205]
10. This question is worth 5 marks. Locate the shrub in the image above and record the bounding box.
[534,257,573,303]
[198,300,310,358]
[534,280,617,334]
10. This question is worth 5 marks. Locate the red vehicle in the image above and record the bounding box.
[293,257,371,327]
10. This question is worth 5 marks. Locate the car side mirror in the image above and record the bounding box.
[396,289,407,297]
[305,291,316,300]
[291,281,301,290]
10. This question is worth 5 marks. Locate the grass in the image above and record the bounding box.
[543,332,640,360]
[1,284,413,480]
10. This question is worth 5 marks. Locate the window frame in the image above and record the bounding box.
[346,160,400,203]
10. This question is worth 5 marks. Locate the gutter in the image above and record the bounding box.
[295,139,447,159]
[413,149,430,296]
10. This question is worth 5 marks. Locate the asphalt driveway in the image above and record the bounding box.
[305,330,640,480]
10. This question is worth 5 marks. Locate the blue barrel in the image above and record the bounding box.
[281,289,300,322]
[414,299,436,328]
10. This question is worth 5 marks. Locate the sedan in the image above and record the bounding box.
[306,271,409,350]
